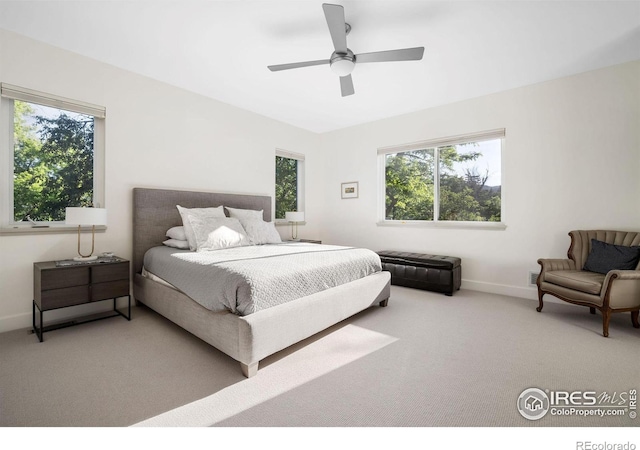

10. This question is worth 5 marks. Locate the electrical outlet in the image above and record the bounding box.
[529,271,539,286]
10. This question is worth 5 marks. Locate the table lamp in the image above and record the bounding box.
[65,207,107,261]
[285,211,304,240]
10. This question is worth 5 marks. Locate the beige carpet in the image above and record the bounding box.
[1,286,638,428]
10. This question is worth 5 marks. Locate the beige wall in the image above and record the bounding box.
[1,28,639,332]
[318,60,640,299]
[0,30,321,331]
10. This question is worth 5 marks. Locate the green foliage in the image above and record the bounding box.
[13,101,94,222]
[386,144,501,222]
[275,156,297,219]
[385,149,434,220]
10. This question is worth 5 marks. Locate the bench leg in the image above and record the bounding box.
[379,298,389,307]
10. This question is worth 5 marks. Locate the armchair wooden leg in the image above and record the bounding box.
[589,307,596,315]
[632,310,639,329]
[602,309,611,337]
[536,289,544,312]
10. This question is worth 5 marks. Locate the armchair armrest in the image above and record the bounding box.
[604,270,640,282]
[601,270,640,309]
[536,258,576,286]
[537,258,576,272]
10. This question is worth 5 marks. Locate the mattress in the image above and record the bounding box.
[143,242,382,315]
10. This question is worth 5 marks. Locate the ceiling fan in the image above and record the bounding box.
[267,3,424,97]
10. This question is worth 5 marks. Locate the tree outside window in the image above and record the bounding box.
[13,101,95,222]
[384,138,502,222]
[275,155,298,220]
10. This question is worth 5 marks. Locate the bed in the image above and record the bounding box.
[132,187,391,377]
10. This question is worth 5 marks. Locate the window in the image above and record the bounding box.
[275,149,305,220]
[0,84,105,229]
[379,129,504,227]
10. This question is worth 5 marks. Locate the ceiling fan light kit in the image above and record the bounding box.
[268,3,424,97]
[330,49,355,77]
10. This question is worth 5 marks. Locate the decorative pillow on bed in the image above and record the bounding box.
[242,219,282,245]
[188,216,251,251]
[225,206,264,227]
[162,238,190,249]
[165,226,187,241]
[177,205,226,251]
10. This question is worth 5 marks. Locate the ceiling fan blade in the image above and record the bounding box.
[340,75,354,97]
[355,47,425,64]
[268,59,330,72]
[322,3,348,53]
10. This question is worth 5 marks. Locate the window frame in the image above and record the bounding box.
[274,149,305,224]
[377,129,506,230]
[0,83,106,233]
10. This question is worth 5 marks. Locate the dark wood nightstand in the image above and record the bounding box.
[33,257,131,341]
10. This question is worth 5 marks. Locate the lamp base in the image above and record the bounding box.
[73,255,98,262]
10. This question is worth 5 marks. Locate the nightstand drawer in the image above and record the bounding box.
[41,267,89,290]
[91,263,129,283]
[92,280,130,302]
[41,286,90,310]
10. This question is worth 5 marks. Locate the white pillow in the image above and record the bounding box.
[176,205,226,251]
[225,206,263,227]
[189,216,251,252]
[166,226,186,241]
[162,238,190,249]
[242,219,282,245]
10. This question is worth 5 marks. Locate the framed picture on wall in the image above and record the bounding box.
[341,181,359,199]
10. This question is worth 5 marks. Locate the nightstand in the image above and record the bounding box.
[286,239,322,244]
[33,257,131,342]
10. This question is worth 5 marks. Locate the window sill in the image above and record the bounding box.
[0,225,107,236]
[377,220,506,230]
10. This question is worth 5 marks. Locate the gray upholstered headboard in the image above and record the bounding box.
[132,187,272,274]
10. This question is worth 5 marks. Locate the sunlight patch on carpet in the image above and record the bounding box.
[132,325,397,427]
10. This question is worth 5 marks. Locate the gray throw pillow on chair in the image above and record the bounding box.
[583,239,640,274]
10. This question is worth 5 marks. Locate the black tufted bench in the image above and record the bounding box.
[377,251,461,296]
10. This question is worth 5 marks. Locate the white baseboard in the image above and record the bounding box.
[460,279,566,305]
[461,279,537,300]
[0,281,566,334]
[0,312,32,334]
[0,301,120,334]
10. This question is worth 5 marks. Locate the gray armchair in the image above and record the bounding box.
[537,230,640,337]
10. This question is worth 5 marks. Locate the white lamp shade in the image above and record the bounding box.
[285,211,305,223]
[65,207,107,226]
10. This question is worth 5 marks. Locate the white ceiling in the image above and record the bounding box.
[0,1,638,133]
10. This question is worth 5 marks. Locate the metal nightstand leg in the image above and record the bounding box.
[33,300,43,342]
[32,295,130,342]
[113,295,131,321]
